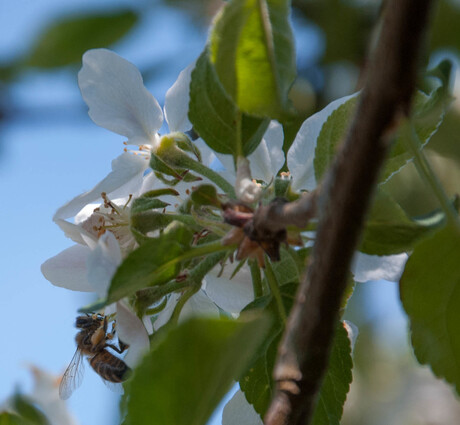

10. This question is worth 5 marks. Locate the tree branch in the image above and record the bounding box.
[264,1,434,424]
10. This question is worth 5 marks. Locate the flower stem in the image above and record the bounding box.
[178,154,236,198]
[264,257,287,323]
[135,279,193,314]
[170,285,201,325]
[144,297,168,315]
[407,124,460,231]
[249,260,264,298]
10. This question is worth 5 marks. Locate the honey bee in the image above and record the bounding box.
[59,313,131,400]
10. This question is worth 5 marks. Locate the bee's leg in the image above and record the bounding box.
[119,340,129,353]
[106,321,116,341]
[104,342,128,354]
[102,316,108,333]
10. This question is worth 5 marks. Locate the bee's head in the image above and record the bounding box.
[75,313,104,329]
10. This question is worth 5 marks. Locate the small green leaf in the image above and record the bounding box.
[210,0,296,118]
[131,211,198,235]
[131,198,169,215]
[26,10,138,68]
[108,237,185,303]
[360,189,446,255]
[189,50,270,157]
[191,184,221,207]
[400,224,460,395]
[126,316,270,425]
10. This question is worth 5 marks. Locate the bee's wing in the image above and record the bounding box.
[59,348,85,400]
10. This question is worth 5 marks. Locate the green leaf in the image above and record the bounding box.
[314,82,449,184]
[310,324,353,425]
[108,237,185,303]
[210,0,296,118]
[270,247,307,286]
[189,50,270,157]
[131,198,170,215]
[360,189,446,255]
[126,316,270,425]
[314,95,358,181]
[400,224,460,395]
[190,184,221,207]
[239,282,296,415]
[240,284,352,423]
[26,10,138,68]
[131,188,179,215]
[0,412,23,425]
[108,238,233,304]
[131,210,198,235]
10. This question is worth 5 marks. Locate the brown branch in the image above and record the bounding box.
[264,1,434,424]
[252,191,319,231]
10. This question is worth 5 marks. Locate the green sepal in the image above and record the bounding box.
[131,210,199,235]
[131,198,170,215]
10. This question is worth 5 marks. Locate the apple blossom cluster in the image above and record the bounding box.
[41,48,407,375]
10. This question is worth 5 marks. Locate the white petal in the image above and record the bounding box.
[204,264,254,315]
[41,245,93,292]
[351,251,408,283]
[54,152,147,220]
[86,232,122,298]
[287,93,358,191]
[179,290,220,320]
[222,390,263,425]
[164,63,194,132]
[74,203,100,224]
[29,366,79,425]
[78,49,163,145]
[153,294,177,330]
[54,218,97,246]
[116,300,150,368]
[248,121,285,182]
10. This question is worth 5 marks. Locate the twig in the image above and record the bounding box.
[264,1,434,424]
[252,191,319,232]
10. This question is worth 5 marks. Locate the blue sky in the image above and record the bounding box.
[0,1,411,424]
